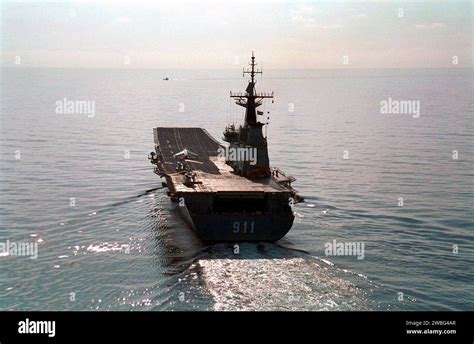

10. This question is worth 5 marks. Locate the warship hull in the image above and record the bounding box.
[150,127,300,242]
[173,192,295,242]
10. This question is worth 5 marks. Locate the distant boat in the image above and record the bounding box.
[163,77,169,81]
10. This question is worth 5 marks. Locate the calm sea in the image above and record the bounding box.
[0,67,472,310]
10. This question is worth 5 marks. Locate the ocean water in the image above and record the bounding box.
[0,67,472,311]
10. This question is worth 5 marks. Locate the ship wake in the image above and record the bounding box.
[195,244,371,311]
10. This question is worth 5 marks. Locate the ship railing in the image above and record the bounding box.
[230,91,248,97]
[254,92,274,98]
[272,168,296,183]
[230,91,274,98]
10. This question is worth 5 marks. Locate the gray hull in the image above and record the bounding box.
[185,211,294,242]
[176,195,295,242]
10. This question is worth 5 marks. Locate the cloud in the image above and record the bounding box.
[319,24,343,30]
[114,16,131,24]
[291,5,318,28]
[290,5,342,30]
[414,22,446,30]
[354,13,367,19]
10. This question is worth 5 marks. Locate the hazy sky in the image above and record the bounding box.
[1,0,472,68]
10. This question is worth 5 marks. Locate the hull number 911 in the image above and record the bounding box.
[232,221,255,233]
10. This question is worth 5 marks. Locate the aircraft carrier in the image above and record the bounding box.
[149,53,303,242]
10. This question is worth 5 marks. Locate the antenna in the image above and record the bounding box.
[230,52,273,126]
[243,51,262,84]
